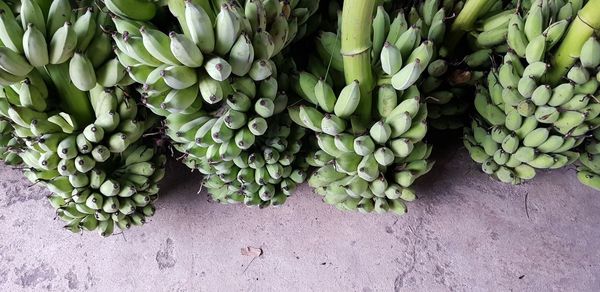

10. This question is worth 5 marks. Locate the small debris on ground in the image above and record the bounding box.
[241,246,263,257]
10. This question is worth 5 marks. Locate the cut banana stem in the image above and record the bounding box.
[340,0,376,124]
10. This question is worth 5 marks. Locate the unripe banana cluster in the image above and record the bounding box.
[464,1,600,184]
[108,0,318,205]
[508,0,584,18]
[465,109,580,184]
[4,83,166,236]
[469,0,582,53]
[426,1,514,131]
[291,77,433,214]
[470,10,513,54]
[0,0,122,90]
[374,0,469,131]
[160,71,290,162]
[0,1,168,236]
[198,115,309,207]
[373,5,445,91]
[45,142,165,237]
[288,1,454,214]
[0,120,22,165]
[577,128,600,191]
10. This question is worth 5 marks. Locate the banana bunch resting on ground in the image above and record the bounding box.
[0,1,166,236]
[18,86,166,237]
[201,114,309,206]
[465,0,600,184]
[107,0,319,206]
[289,0,454,214]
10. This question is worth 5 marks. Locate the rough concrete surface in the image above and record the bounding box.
[0,144,599,292]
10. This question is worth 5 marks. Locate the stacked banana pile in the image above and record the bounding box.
[578,128,600,190]
[289,0,450,214]
[464,0,600,184]
[107,0,318,206]
[0,120,22,165]
[0,1,166,236]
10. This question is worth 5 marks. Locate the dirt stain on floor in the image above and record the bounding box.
[156,238,176,270]
[13,263,56,288]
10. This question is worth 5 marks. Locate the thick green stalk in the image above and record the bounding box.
[445,0,491,54]
[341,0,376,125]
[45,63,94,126]
[546,0,600,85]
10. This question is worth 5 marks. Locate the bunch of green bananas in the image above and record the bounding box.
[290,92,433,213]
[0,1,167,236]
[0,119,22,165]
[13,86,167,236]
[0,0,126,91]
[288,0,454,214]
[467,0,583,52]
[425,1,514,131]
[107,0,319,205]
[1,81,167,236]
[201,115,309,207]
[577,127,600,190]
[468,9,513,54]
[45,142,165,236]
[464,0,600,184]
[510,0,585,13]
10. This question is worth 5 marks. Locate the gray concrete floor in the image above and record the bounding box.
[0,144,599,291]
